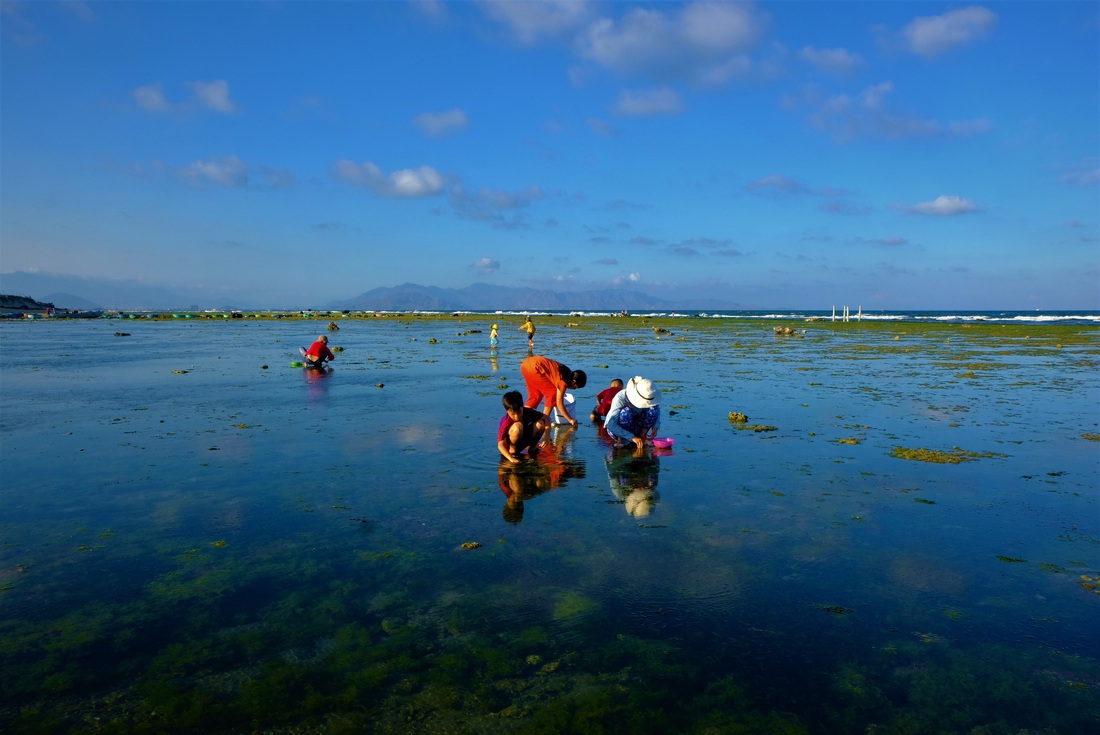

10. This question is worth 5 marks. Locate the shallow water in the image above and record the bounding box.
[2,316,1098,734]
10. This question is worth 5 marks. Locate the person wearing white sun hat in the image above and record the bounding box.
[603,376,661,451]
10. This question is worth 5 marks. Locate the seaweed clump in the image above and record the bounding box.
[889,447,1006,464]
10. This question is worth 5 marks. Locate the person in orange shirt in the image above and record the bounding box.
[520,355,586,427]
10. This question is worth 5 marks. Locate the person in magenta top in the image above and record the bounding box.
[590,378,624,422]
[498,391,549,463]
[304,335,335,369]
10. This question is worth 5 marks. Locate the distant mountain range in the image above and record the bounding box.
[329,283,740,312]
[0,271,742,312]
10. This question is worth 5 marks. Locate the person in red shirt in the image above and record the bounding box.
[303,335,335,369]
[520,355,586,427]
[498,391,550,463]
[589,378,624,422]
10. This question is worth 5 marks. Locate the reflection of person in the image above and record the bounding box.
[498,429,584,522]
[304,335,335,369]
[520,355,587,427]
[498,391,549,463]
[605,445,661,518]
[490,323,499,347]
[590,378,624,422]
[604,376,660,450]
[518,316,535,348]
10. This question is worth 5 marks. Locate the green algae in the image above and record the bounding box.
[889,446,1007,463]
[553,591,597,620]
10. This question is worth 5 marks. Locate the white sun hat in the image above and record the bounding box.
[625,377,660,409]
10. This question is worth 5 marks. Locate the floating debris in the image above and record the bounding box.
[460,542,482,550]
[171,370,188,374]
[1078,575,1100,594]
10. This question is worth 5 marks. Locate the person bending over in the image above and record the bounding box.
[604,376,660,452]
[304,335,335,369]
[520,355,586,428]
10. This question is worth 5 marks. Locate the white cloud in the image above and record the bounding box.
[133,83,171,113]
[471,257,500,275]
[61,2,95,22]
[586,117,619,136]
[178,156,249,187]
[746,174,811,196]
[185,80,236,113]
[1061,161,1099,187]
[169,156,295,189]
[905,195,980,216]
[411,0,449,23]
[412,108,469,137]
[798,46,862,74]
[613,87,682,116]
[331,160,445,197]
[792,81,991,142]
[133,79,237,114]
[903,6,997,58]
[479,0,593,44]
[576,1,765,80]
[612,272,642,285]
[450,184,544,227]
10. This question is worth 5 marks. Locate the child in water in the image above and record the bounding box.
[498,391,549,463]
[590,378,624,422]
[518,316,535,348]
[490,323,499,347]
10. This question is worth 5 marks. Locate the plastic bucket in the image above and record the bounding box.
[551,393,576,424]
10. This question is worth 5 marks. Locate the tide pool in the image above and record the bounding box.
[2,315,1098,733]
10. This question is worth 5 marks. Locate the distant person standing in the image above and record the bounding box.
[518,316,535,348]
[520,355,586,427]
[490,323,499,348]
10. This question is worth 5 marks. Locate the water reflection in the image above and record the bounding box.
[489,348,499,372]
[302,365,333,401]
[604,444,662,518]
[497,426,585,523]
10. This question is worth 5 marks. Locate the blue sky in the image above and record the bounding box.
[2,1,1097,309]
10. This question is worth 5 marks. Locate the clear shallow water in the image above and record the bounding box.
[1,317,1098,733]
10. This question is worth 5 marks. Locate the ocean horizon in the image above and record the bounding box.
[2,315,1097,733]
